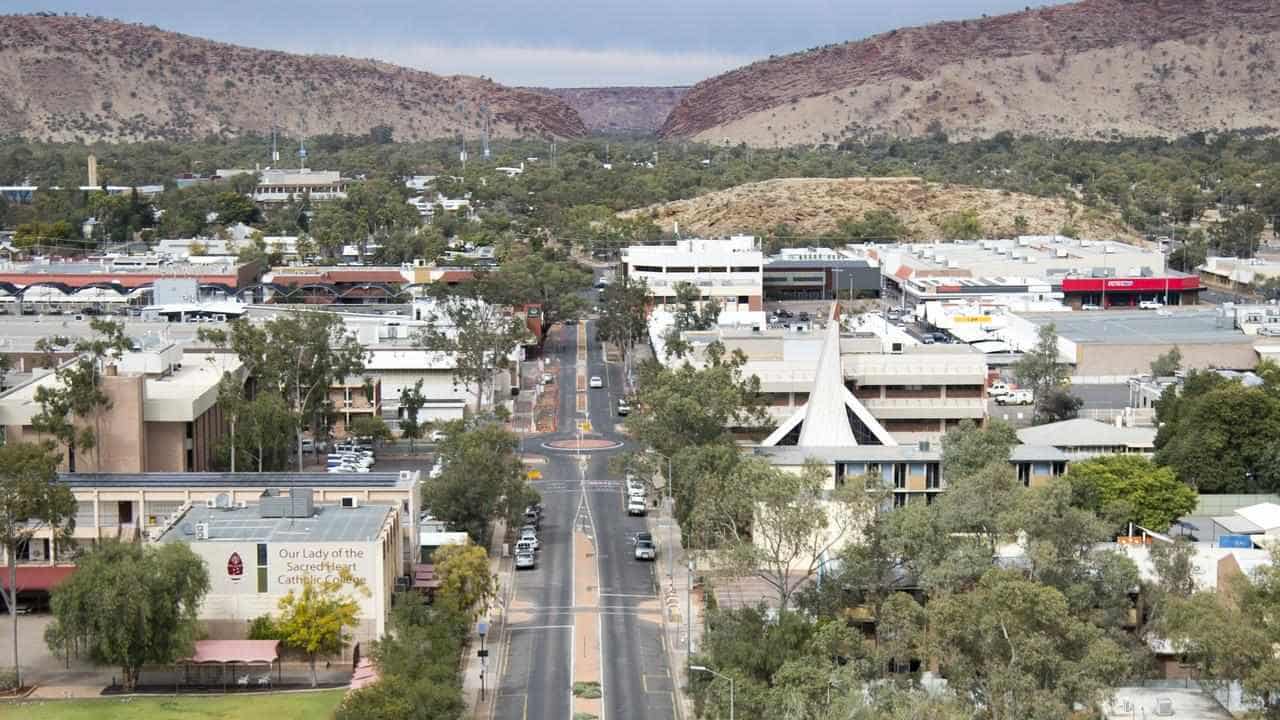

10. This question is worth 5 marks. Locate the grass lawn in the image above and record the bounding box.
[0,689,345,720]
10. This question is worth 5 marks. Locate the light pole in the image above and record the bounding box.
[690,665,734,720]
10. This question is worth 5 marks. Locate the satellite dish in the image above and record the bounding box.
[215,493,232,509]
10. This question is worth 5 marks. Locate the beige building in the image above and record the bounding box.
[157,496,401,646]
[0,345,243,473]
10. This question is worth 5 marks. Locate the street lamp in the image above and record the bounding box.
[690,665,734,720]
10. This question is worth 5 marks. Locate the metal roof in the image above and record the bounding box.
[158,503,394,543]
[58,471,414,489]
[1018,309,1246,345]
[1016,418,1156,449]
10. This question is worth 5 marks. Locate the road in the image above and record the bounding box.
[493,319,676,720]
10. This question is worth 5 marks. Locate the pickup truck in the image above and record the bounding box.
[995,389,1034,405]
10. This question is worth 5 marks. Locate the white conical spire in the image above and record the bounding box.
[797,310,859,447]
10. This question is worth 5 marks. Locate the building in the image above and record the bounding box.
[258,266,412,305]
[1199,256,1280,294]
[10,470,421,568]
[875,237,1200,309]
[1005,308,1259,378]
[0,345,243,473]
[676,316,989,443]
[157,494,401,645]
[0,257,257,306]
[762,247,881,300]
[1015,417,1156,459]
[622,236,764,313]
[252,169,350,204]
[329,376,382,438]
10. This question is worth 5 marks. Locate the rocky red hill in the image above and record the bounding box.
[0,14,588,142]
[660,0,1280,145]
[538,87,688,134]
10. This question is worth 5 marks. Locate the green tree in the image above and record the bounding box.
[309,179,419,261]
[1067,455,1197,532]
[837,209,909,241]
[477,246,592,333]
[929,569,1129,720]
[276,567,369,688]
[1149,346,1183,377]
[350,415,393,446]
[431,544,495,621]
[0,442,73,688]
[628,342,767,460]
[214,190,259,225]
[1209,209,1265,258]
[663,281,722,358]
[418,294,529,414]
[420,421,538,545]
[705,459,873,611]
[1012,323,1077,424]
[595,275,650,386]
[938,209,984,239]
[396,380,428,453]
[939,418,1017,482]
[1154,371,1280,492]
[233,392,298,472]
[45,541,210,690]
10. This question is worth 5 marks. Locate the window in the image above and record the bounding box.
[893,494,908,508]
[737,296,749,304]
[256,543,269,593]
[1017,463,1031,486]
[634,265,662,273]
[731,266,758,273]
[926,463,941,490]
[256,543,268,566]
[893,463,906,489]
[699,266,728,273]
[834,463,846,487]
[666,266,695,273]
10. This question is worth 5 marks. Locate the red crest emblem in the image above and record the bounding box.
[227,552,244,581]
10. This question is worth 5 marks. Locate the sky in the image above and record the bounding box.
[2,1,1075,86]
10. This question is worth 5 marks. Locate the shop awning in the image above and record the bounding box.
[0,565,75,592]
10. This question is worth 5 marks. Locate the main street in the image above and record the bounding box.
[493,319,676,720]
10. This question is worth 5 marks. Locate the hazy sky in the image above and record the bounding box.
[3,1,1075,86]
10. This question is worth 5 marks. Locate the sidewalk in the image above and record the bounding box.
[650,497,701,720]
[464,518,509,719]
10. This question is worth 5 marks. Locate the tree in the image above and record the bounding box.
[938,209,984,239]
[1209,209,1265,258]
[706,458,872,611]
[421,421,538,545]
[1150,346,1183,377]
[432,544,496,621]
[477,247,592,333]
[204,314,368,470]
[939,419,1017,482]
[396,380,428,453]
[276,567,369,687]
[595,275,650,388]
[929,569,1129,720]
[628,342,767,460]
[45,541,209,690]
[1067,455,1197,532]
[1012,323,1075,424]
[419,295,528,414]
[350,415,393,446]
[1038,385,1084,422]
[232,392,298,472]
[0,442,73,689]
[837,209,909,241]
[663,281,722,358]
[214,191,259,226]
[1154,371,1280,492]
[309,179,419,261]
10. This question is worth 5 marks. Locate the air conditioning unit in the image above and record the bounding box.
[205,498,218,508]
[341,496,360,509]
[195,522,209,540]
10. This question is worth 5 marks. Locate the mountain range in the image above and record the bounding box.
[4,2,1280,146]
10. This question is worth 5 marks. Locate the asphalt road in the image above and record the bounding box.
[493,319,675,720]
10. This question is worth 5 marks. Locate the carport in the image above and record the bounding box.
[179,640,281,692]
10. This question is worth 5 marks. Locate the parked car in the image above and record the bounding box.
[541,372,554,385]
[627,497,648,516]
[523,509,541,529]
[636,531,653,545]
[515,551,536,570]
[989,381,1011,397]
[589,376,604,389]
[995,389,1034,405]
[1081,303,1102,311]
[634,539,657,561]
[1138,300,1163,310]
[617,399,630,416]
[429,429,447,443]
[514,539,536,555]
[519,530,540,551]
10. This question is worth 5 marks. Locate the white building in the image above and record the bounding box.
[622,236,763,313]
[253,169,349,203]
[158,495,402,645]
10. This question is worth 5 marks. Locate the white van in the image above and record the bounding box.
[989,381,1011,397]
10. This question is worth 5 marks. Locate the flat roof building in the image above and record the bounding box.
[157,497,401,645]
[253,169,350,204]
[622,236,764,313]
[762,247,881,301]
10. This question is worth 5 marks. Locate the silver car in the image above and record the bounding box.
[515,552,536,570]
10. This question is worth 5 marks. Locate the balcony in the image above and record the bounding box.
[862,397,986,420]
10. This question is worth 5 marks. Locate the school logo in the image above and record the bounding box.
[227,552,244,582]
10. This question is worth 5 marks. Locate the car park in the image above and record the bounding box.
[627,497,647,516]
[634,539,657,561]
[515,551,536,570]
[995,389,1034,405]
[589,376,604,388]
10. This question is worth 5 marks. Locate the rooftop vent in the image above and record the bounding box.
[259,488,315,518]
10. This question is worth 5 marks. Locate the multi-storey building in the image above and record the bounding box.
[621,236,764,313]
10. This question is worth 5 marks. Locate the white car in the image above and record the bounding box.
[1081,303,1102,311]
[514,539,536,555]
[634,540,657,561]
[627,497,648,516]
[589,376,604,389]
[541,372,554,385]
[1138,300,1163,310]
[515,552,536,570]
[995,389,1034,405]
[519,531,539,551]
[429,429,447,443]
[989,381,1011,397]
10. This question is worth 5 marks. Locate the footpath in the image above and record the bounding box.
[463,518,508,719]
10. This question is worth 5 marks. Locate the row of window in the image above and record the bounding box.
[632,265,760,274]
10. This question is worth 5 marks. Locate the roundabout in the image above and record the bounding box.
[541,438,626,452]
